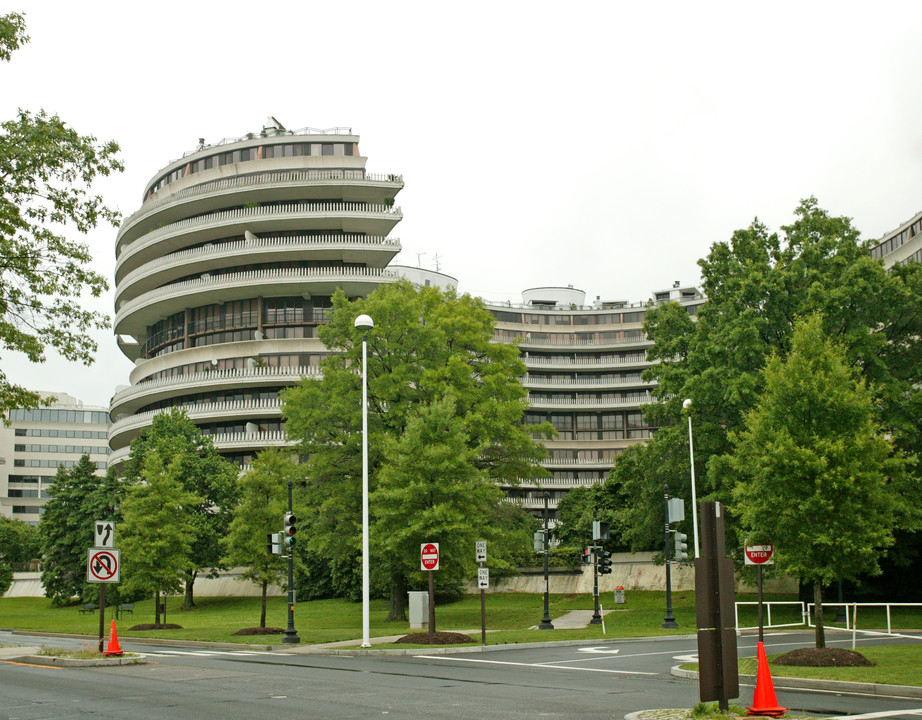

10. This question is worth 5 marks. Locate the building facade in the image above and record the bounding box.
[109,119,453,467]
[484,285,704,516]
[870,208,922,267]
[0,393,110,525]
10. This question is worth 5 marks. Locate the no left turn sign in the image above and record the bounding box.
[87,549,120,583]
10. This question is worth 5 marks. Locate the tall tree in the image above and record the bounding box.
[120,451,199,625]
[608,198,922,552]
[122,408,238,607]
[223,448,296,629]
[283,281,550,618]
[0,12,123,417]
[0,515,41,594]
[39,457,122,605]
[727,316,914,647]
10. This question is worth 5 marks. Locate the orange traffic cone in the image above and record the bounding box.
[103,619,123,656]
[746,641,786,716]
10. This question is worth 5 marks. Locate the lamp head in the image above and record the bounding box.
[682,398,692,409]
[354,314,374,330]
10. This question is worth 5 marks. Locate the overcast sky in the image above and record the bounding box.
[4,1,922,408]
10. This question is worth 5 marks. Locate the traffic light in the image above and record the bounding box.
[592,520,610,541]
[598,549,612,575]
[674,531,689,561]
[283,513,297,549]
[583,547,593,565]
[266,532,282,556]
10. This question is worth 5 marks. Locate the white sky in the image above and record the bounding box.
[3,1,922,408]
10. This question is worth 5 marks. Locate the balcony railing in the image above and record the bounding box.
[522,373,648,388]
[503,332,649,348]
[117,201,403,263]
[122,169,404,236]
[116,266,400,319]
[526,392,652,408]
[116,234,401,299]
[109,398,284,440]
[522,354,649,367]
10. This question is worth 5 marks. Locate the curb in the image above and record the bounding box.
[671,665,922,699]
[9,654,145,667]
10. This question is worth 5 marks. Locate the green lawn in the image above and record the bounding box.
[1,590,707,645]
[683,644,922,688]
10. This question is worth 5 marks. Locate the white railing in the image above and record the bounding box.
[806,602,922,648]
[116,234,400,298]
[122,168,404,236]
[507,334,649,348]
[117,201,402,263]
[735,601,807,632]
[109,398,283,440]
[505,478,605,489]
[111,366,320,408]
[527,393,652,408]
[522,355,650,367]
[205,431,294,446]
[522,373,647,387]
[542,457,614,467]
[116,266,399,320]
[485,299,653,311]
[179,126,355,158]
[502,496,560,509]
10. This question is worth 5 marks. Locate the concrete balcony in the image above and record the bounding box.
[510,333,650,351]
[118,170,404,248]
[107,429,294,468]
[526,392,652,409]
[110,365,320,419]
[108,398,284,451]
[115,202,403,282]
[521,373,650,391]
[114,266,400,338]
[115,234,401,307]
[522,354,650,370]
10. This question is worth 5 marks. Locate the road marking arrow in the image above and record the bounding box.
[577,647,621,654]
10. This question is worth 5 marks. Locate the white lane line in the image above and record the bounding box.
[413,655,658,676]
[825,709,922,719]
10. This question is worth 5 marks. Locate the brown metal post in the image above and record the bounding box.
[98,584,105,653]
[480,588,486,645]
[428,569,435,643]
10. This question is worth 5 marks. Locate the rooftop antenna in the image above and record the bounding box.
[416,252,426,268]
[432,254,442,272]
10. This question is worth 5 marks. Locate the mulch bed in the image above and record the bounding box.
[127,623,183,631]
[233,627,285,636]
[395,631,475,645]
[774,647,874,667]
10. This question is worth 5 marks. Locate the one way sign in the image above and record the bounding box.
[95,520,115,548]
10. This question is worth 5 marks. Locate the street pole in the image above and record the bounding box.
[283,478,300,643]
[355,314,374,648]
[757,564,764,645]
[662,483,678,629]
[539,492,554,630]
[590,509,602,625]
[683,399,700,559]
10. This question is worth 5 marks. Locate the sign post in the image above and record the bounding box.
[87,532,120,654]
[744,545,775,643]
[421,543,439,644]
[476,541,488,644]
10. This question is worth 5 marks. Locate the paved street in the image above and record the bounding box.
[1,629,920,719]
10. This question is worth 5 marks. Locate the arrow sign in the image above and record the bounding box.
[94,520,115,548]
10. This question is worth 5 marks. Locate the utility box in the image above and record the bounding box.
[408,591,429,629]
[614,586,626,604]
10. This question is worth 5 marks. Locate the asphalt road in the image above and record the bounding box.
[1,630,920,720]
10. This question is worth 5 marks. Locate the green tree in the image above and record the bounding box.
[122,408,238,607]
[727,316,915,647]
[283,281,550,619]
[0,515,41,594]
[223,448,296,629]
[120,451,199,625]
[609,198,922,553]
[39,457,122,605]
[0,13,123,417]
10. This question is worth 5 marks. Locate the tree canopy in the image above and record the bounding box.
[282,281,550,617]
[122,408,239,607]
[0,12,123,416]
[728,316,913,646]
[39,457,121,605]
[606,198,922,554]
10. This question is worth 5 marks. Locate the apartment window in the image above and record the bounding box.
[321,144,334,156]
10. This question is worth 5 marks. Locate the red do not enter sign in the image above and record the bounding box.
[744,545,774,565]
[421,542,440,571]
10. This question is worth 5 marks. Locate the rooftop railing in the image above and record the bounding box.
[179,126,355,159]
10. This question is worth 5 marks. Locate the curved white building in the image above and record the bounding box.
[109,120,411,466]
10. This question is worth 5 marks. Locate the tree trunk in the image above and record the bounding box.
[260,580,268,629]
[183,570,198,609]
[386,574,407,622]
[814,580,826,648]
[155,588,161,626]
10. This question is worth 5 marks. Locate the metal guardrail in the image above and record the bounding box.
[806,602,922,649]
[735,601,806,632]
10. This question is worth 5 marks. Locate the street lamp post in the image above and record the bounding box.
[355,314,374,648]
[683,398,700,559]
[539,493,554,630]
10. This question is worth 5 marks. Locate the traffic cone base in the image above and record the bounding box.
[103,619,123,656]
[746,641,786,716]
